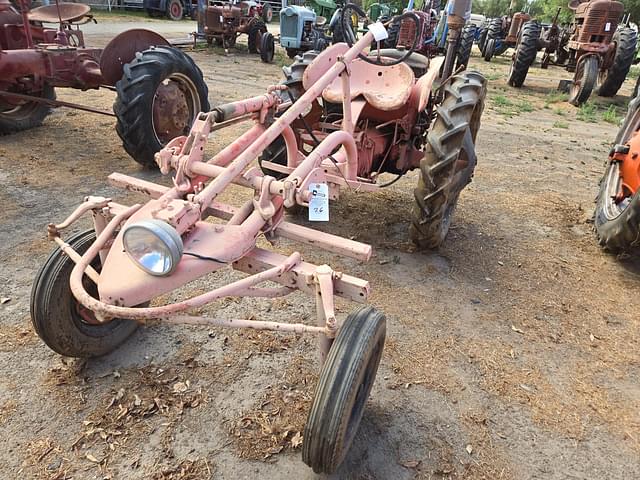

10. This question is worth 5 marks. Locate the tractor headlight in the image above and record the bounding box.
[122,220,183,276]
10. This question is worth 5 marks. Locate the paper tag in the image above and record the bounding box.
[308,183,329,222]
[368,22,389,42]
[605,22,611,31]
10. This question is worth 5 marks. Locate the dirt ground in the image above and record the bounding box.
[1,18,640,480]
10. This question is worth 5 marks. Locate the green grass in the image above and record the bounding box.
[517,100,534,113]
[491,94,536,116]
[492,95,512,107]
[553,120,569,129]
[553,107,566,116]
[577,102,598,123]
[485,72,502,81]
[602,105,621,125]
[545,91,569,104]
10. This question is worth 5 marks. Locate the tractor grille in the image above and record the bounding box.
[398,11,430,48]
[281,15,298,38]
[577,0,623,44]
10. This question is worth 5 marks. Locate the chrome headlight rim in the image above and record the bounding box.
[122,219,183,277]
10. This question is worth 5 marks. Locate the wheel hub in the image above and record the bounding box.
[153,81,190,143]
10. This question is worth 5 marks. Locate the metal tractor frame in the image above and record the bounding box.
[507,0,636,106]
[0,0,210,167]
[31,2,486,474]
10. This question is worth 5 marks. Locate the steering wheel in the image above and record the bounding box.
[340,3,421,66]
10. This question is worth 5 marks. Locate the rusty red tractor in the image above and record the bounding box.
[482,9,531,62]
[204,0,275,62]
[30,2,486,474]
[507,0,636,106]
[0,0,210,166]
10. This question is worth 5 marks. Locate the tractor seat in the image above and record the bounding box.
[316,15,327,26]
[29,3,91,24]
[322,59,414,111]
[303,43,415,112]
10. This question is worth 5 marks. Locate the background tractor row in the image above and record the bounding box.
[507,0,636,106]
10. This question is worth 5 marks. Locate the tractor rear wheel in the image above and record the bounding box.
[410,70,487,249]
[0,84,55,135]
[114,47,209,168]
[569,55,598,106]
[594,95,640,254]
[507,21,540,88]
[166,0,183,21]
[248,18,267,53]
[597,27,637,97]
[483,18,502,54]
[302,306,386,474]
[30,230,139,358]
[456,23,476,70]
[382,20,399,49]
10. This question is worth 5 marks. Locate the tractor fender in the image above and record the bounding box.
[414,56,444,112]
[99,29,170,86]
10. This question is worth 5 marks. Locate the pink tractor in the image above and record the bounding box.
[31,2,486,474]
[0,0,210,166]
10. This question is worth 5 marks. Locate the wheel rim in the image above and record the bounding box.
[570,57,586,100]
[151,73,201,145]
[170,1,181,18]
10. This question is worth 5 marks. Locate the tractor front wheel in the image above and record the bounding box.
[508,21,541,88]
[114,47,210,168]
[594,95,640,254]
[597,27,638,97]
[302,306,386,474]
[30,230,139,358]
[456,23,476,70]
[0,84,55,135]
[483,37,495,61]
[260,32,275,63]
[166,0,183,21]
[410,70,487,249]
[569,55,598,106]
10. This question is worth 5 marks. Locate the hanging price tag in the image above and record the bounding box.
[308,183,329,222]
[368,22,389,42]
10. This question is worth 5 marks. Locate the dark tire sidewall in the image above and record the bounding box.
[30,230,138,358]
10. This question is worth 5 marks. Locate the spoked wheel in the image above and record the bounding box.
[114,47,209,168]
[0,84,55,135]
[166,0,183,21]
[260,32,275,63]
[594,96,640,255]
[410,70,487,248]
[569,55,598,106]
[302,306,386,474]
[30,230,140,358]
